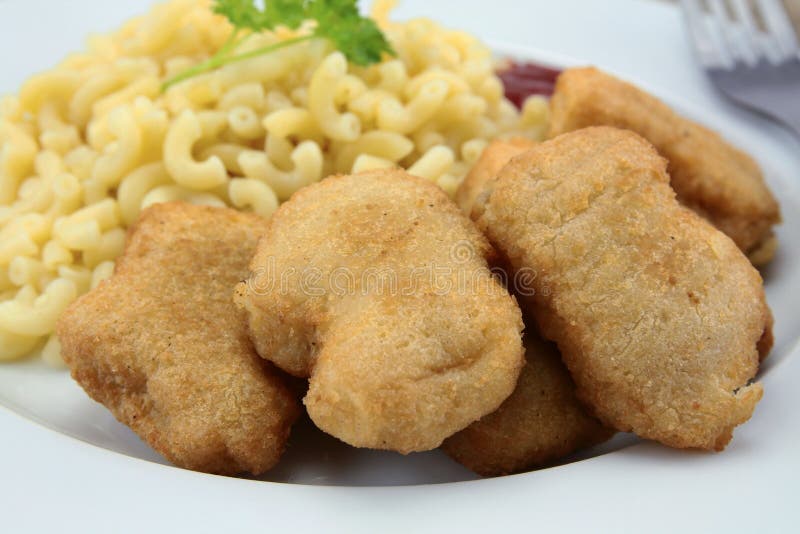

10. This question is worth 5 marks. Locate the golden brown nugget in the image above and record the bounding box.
[459,137,769,363]
[442,334,613,477]
[548,67,780,264]
[478,127,770,451]
[455,138,537,220]
[236,170,525,454]
[58,203,300,475]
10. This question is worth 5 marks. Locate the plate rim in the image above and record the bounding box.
[1,4,799,530]
[1,39,798,487]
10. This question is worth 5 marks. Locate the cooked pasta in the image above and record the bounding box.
[0,0,548,364]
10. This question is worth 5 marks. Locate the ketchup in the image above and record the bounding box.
[497,61,562,108]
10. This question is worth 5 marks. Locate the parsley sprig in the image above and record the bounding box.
[162,0,395,90]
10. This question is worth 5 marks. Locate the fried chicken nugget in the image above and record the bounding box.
[455,138,537,220]
[459,131,772,364]
[478,127,770,450]
[451,142,614,475]
[442,334,614,476]
[58,203,300,475]
[548,67,780,264]
[235,170,525,454]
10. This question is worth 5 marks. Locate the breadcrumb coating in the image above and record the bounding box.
[479,127,770,450]
[58,203,300,475]
[442,334,613,476]
[548,67,780,264]
[236,169,525,454]
[455,138,537,221]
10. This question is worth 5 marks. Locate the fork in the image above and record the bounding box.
[681,0,800,138]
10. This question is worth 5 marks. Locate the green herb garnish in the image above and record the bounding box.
[162,0,395,91]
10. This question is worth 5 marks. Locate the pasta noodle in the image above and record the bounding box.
[407,145,455,181]
[352,154,396,173]
[40,335,65,367]
[238,141,323,200]
[0,279,76,337]
[308,53,362,142]
[229,178,279,218]
[140,185,226,209]
[227,106,265,140]
[90,261,115,289]
[164,110,228,189]
[0,0,548,363]
[117,162,172,225]
[334,131,413,172]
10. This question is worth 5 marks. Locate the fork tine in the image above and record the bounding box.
[731,0,783,65]
[680,0,734,69]
[709,0,758,66]
[754,0,800,59]
[724,0,766,64]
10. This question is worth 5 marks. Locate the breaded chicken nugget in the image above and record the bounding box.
[442,334,613,476]
[457,138,772,360]
[452,141,613,475]
[455,138,537,220]
[236,170,525,454]
[548,67,780,264]
[58,203,300,475]
[478,127,770,451]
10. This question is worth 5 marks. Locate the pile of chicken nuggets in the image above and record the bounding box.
[58,67,778,478]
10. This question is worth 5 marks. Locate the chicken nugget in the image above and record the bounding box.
[453,141,614,476]
[455,138,537,220]
[478,127,770,450]
[58,203,300,475]
[548,67,780,264]
[442,333,613,476]
[235,169,525,454]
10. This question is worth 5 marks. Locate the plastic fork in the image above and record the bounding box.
[681,0,800,138]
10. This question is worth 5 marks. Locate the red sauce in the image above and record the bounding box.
[497,61,562,108]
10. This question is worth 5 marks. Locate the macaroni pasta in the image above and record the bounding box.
[0,0,548,364]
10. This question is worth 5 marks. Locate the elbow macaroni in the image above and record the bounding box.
[117,162,172,225]
[308,53,362,142]
[407,145,455,181]
[164,110,228,190]
[238,140,323,200]
[229,178,279,218]
[376,80,449,134]
[0,0,547,364]
[0,279,77,337]
[91,106,143,190]
[334,131,413,173]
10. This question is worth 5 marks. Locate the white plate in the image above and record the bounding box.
[2,0,799,532]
